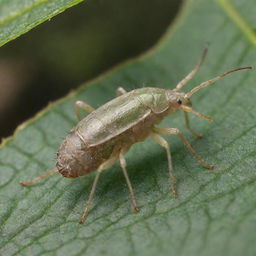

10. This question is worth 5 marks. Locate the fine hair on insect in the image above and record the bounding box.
[20,48,252,224]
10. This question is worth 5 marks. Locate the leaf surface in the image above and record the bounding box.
[1,0,256,255]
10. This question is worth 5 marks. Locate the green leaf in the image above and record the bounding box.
[1,0,256,255]
[0,0,84,47]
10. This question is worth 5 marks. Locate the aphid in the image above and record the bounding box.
[20,49,251,224]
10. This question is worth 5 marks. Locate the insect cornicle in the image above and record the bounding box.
[20,49,252,224]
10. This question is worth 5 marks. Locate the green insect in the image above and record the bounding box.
[20,49,251,224]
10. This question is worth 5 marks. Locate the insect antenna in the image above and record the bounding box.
[20,168,58,186]
[175,47,208,91]
[185,66,252,99]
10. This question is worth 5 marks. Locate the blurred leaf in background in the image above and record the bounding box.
[0,0,180,138]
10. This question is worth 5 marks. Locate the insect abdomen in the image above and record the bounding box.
[56,131,117,178]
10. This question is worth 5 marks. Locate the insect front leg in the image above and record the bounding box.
[150,133,177,197]
[74,100,95,121]
[119,148,139,212]
[183,111,203,138]
[116,87,127,96]
[153,127,214,170]
[79,155,118,224]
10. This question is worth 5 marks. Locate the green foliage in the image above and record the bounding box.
[0,0,256,255]
[0,0,84,47]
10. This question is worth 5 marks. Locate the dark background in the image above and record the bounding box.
[0,0,181,139]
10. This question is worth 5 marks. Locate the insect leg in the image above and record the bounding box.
[116,87,127,96]
[74,100,95,121]
[20,168,58,186]
[180,105,212,121]
[119,149,139,212]
[79,155,118,224]
[175,48,208,91]
[154,127,214,170]
[150,133,177,197]
[183,111,203,138]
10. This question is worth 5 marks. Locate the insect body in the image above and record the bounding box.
[20,49,251,224]
[58,88,188,178]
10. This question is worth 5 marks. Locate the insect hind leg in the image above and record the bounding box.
[119,148,139,213]
[20,168,58,186]
[79,155,118,224]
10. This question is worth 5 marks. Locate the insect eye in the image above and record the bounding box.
[177,99,182,105]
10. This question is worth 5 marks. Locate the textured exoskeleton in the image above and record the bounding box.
[57,88,187,178]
